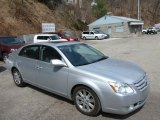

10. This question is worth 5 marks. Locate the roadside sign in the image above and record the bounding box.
[42,23,55,33]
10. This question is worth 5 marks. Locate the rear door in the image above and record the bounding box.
[108,27,112,35]
[17,45,40,84]
[83,32,89,39]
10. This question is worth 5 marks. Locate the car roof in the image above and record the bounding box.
[35,34,58,36]
[25,41,82,47]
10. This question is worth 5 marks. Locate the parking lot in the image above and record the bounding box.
[0,33,160,120]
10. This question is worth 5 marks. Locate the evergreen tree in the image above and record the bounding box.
[92,0,108,18]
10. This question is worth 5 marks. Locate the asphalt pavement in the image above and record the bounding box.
[0,33,160,120]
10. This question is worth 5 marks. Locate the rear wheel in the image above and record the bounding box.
[83,36,86,40]
[12,68,26,87]
[73,86,101,116]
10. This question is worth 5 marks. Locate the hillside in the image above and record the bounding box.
[0,0,159,36]
[0,0,67,35]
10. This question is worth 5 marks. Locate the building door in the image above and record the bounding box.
[108,27,112,35]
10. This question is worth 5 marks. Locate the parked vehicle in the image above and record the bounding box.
[53,32,79,41]
[33,34,67,43]
[0,36,24,60]
[82,31,109,40]
[5,42,149,116]
[146,28,157,34]
[94,30,110,39]
[142,29,147,34]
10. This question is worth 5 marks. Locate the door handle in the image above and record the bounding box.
[36,66,43,69]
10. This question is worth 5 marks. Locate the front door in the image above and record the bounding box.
[108,27,112,35]
[36,46,69,96]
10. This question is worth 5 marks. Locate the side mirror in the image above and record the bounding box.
[51,59,67,67]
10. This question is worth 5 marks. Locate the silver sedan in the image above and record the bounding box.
[5,42,149,116]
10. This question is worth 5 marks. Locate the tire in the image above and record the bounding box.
[95,36,99,40]
[83,36,86,40]
[73,86,101,116]
[2,52,7,62]
[12,68,26,87]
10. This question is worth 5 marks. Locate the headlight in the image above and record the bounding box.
[108,82,134,95]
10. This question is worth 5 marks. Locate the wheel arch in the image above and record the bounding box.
[71,84,90,99]
[11,66,19,74]
[70,81,104,104]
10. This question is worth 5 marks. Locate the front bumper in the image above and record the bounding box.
[101,82,150,115]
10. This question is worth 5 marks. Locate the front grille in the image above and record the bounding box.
[134,75,148,91]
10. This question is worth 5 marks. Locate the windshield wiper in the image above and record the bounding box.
[92,56,108,63]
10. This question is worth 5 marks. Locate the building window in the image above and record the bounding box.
[115,26,124,32]
[93,27,100,30]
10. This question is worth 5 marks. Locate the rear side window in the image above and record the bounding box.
[83,32,89,34]
[37,36,49,40]
[37,36,44,40]
[43,36,49,40]
[19,45,40,60]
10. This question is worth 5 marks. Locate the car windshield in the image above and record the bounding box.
[64,33,73,37]
[2,37,23,44]
[58,43,108,66]
[50,35,60,40]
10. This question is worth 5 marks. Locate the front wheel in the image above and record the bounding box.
[95,36,99,40]
[73,86,101,116]
[12,69,26,87]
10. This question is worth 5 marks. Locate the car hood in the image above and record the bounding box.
[77,58,145,84]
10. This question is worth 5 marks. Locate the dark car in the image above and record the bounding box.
[0,36,24,60]
[53,32,79,41]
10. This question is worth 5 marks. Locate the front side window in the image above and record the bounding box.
[58,44,108,66]
[83,32,89,34]
[41,46,61,63]
[90,32,94,35]
[19,45,40,60]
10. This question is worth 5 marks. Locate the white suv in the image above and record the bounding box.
[33,34,67,43]
[82,31,108,40]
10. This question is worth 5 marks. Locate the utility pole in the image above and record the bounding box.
[138,0,140,20]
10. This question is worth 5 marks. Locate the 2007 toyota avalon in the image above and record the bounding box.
[5,42,149,116]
